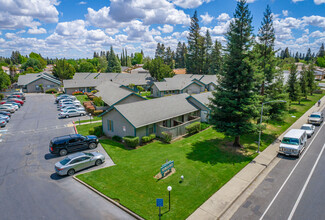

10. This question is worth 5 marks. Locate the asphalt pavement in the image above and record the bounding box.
[0,94,134,220]
[231,107,325,220]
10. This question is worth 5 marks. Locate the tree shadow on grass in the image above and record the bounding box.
[186,138,252,165]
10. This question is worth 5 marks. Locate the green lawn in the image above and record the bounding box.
[76,122,102,136]
[75,95,90,104]
[75,117,101,124]
[76,93,324,220]
[139,91,151,96]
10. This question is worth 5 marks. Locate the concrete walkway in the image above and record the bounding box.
[187,96,325,220]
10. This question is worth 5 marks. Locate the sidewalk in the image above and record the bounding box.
[187,96,325,220]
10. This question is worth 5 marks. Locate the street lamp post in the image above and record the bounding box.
[167,186,172,211]
[89,113,92,124]
[257,100,287,153]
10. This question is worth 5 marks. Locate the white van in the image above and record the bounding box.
[279,129,307,157]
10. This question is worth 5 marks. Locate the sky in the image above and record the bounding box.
[0,0,325,59]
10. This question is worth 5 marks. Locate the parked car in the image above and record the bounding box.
[0,114,10,122]
[279,129,307,157]
[0,105,15,113]
[308,112,323,125]
[58,109,86,118]
[56,95,75,103]
[11,92,25,100]
[58,102,82,109]
[61,105,85,112]
[0,119,6,128]
[1,103,18,111]
[58,99,80,105]
[4,101,21,108]
[0,111,11,118]
[7,94,24,100]
[300,124,315,137]
[55,151,105,176]
[49,134,99,156]
[7,98,24,105]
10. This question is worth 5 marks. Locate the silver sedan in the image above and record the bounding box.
[58,109,86,118]
[55,151,105,176]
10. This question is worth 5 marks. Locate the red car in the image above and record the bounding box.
[6,98,24,105]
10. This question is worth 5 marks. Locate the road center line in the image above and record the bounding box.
[287,142,325,220]
[259,121,325,220]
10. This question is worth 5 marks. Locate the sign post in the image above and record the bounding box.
[156,198,163,220]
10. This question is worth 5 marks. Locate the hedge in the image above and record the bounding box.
[149,134,156,140]
[185,122,201,135]
[72,91,84,95]
[123,136,139,148]
[200,122,210,131]
[112,135,122,142]
[45,88,57,94]
[88,125,103,137]
[91,90,98,94]
[0,93,4,100]
[161,132,172,143]
[93,110,103,115]
[141,134,156,143]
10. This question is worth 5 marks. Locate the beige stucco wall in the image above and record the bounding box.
[102,109,135,137]
[26,78,60,93]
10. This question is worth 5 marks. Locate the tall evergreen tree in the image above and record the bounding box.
[306,64,316,95]
[283,47,290,59]
[203,30,213,74]
[317,43,325,57]
[257,5,276,96]
[182,42,187,68]
[155,43,165,60]
[107,46,121,73]
[287,63,300,103]
[299,65,308,99]
[187,10,204,74]
[210,0,258,147]
[175,42,183,68]
[295,52,299,62]
[210,40,222,75]
[165,47,175,69]
[305,48,312,62]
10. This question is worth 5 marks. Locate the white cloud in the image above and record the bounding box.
[310,30,325,38]
[123,20,155,43]
[314,0,325,4]
[55,20,86,37]
[0,38,5,43]
[302,15,325,28]
[28,27,47,34]
[200,12,214,25]
[282,10,288,17]
[158,24,173,33]
[172,0,210,9]
[292,0,304,2]
[79,1,87,4]
[0,31,2,35]
[5,33,16,39]
[16,30,26,34]
[217,13,230,22]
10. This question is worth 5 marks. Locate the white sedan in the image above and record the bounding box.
[300,124,315,137]
[58,109,86,118]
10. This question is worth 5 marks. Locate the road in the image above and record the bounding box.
[0,94,134,220]
[231,108,325,220]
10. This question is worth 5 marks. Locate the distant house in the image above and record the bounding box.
[130,67,150,74]
[101,94,201,140]
[151,78,206,97]
[186,92,213,122]
[95,81,146,109]
[173,68,186,75]
[17,73,61,93]
[63,79,101,94]
[1,66,10,75]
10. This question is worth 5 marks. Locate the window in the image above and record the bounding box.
[70,158,82,164]
[108,120,114,132]
[69,138,78,144]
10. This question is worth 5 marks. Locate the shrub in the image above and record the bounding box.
[112,135,122,142]
[93,96,105,106]
[314,90,323,94]
[45,88,57,94]
[149,133,156,140]
[200,122,210,131]
[186,122,201,135]
[141,136,150,143]
[72,91,84,95]
[89,125,103,137]
[91,90,98,94]
[161,132,172,143]
[123,136,139,148]
[0,93,4,100]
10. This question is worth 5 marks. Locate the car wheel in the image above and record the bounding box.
[65,115,69,118]
[80,113,84,116]
[89,143,97,149]
[67,169,75,176]
[59,149,68,156]
[95,159,102,166]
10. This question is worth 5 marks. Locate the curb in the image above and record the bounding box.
[72,121,78,134]
[73,176,144,220]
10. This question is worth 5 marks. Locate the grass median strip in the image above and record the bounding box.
[75,93,324,220]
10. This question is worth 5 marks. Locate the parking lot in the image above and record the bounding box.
[0,93,134,220]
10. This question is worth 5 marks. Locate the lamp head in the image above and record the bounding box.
[167,186,172,191]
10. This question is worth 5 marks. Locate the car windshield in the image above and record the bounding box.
[60,157,71,165]
[84,152,93,157]
[282,137,299,145]
[310,114,321,118]
[301,126,311,130]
